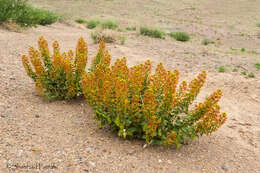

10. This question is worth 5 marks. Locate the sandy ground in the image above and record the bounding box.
[1,0,260,172]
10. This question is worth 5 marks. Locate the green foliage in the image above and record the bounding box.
[202,39,214,45]
[241,71,247,75]
[0,0,58,27]
[75,18,87,24]
[81,41,227,148]
[86,19,101,29]
[256,23,260,27]
[22,36,88,100]
[140,27,166,39]
[120,35,126,45]
[232,68,238,72]
[241,48,246,52]
[255,63,260,70]
[170,32,190,42]
[126,26,136,31]
[248,73,255,78]
[101,20,118,30]
[218,66,226,73]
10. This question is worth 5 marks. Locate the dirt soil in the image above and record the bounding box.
[1,0,260,172]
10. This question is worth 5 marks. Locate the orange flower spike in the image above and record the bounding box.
[144,59,152,73]
[29,47,44,77]
[145,116,159,137]
[22,55,33,75]
[185,71,207,104]
[68,50,74,60]
[191,89,223,120]
[38,36,50,57]
[103,50,111,66]
[75,37,88,75]
[163,70,179,109]
[143,88,157,115]
[63,59,73,79]
[52,40,62,68]
[196,103,227,135]
[111,58,129,79]
[151,63,167,92]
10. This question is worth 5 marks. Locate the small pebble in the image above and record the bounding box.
[88,161,96,168]
[221,164,228,171]
[83,168,89,172]
[86,147,93,152]
[35,114,40,118]
[1,114,7,118]
[17,150,23,157]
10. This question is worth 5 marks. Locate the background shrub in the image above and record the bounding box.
[170,32,190,42]
[101,20,118,30]
[126,26,136,31]
[22,36,88,99]
[91,29,126,44]
[0,0,58,27]
[255,63,260,70]
[75,18,87,24]
[81,41,227,147]
[202,39,214,45]
[140,27,166,39]
[86,19,101,29]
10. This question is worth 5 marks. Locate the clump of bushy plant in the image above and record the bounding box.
[86,19,101,29]
[0,0,58,27]
[101,20,118,30]
[22,36,88,99]
[202,39,214,45]
[140,27,166,39]
[91,29,126,44]
[170,32,190,42]
[81,40,227,147]
[75,18,87,24]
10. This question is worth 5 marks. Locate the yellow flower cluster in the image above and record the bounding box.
[81,40,227,147]
[22,36,88,99]
[22,37,227,146]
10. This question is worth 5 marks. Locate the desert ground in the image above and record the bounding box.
[0,0,260,172]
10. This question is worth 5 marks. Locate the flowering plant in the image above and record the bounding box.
[82,40,227,147]
[22,36,88,99]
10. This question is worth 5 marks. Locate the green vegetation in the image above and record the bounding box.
[254,63,260,70]
[75,18,87,24]
[81,41,227,147]
[140,27,166,39]
[170,32,190,42]
[86,19,101,29]
[248,73,255,78]
[232,68,238,72]
[247,50,259,55]
[202,39,214,45]
[241,48,246,52]
[0,0,58,27]
[126,26,136,31]
[120,35,126,45]
[22,36,87,99]
[91,29,126,44]
[218,66,226,73]
[101,20,118,30]
[256,23,260,27]
[91,30,116,43]
[241,71,247,75]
